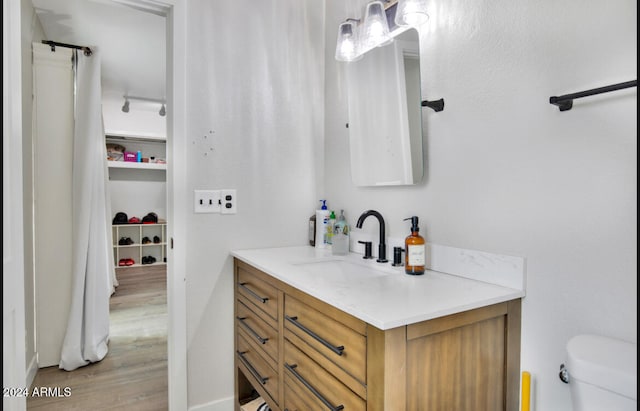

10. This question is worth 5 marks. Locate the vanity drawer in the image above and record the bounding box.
[284,340,365,411]
[236,299,278,364]
[237,331,279,406]
[237,262,279,322]
[284,295,366,386]
[283,380,313,411]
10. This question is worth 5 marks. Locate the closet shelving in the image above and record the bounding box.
[106,132,166,172]
[112,223,167,268]
[108,161,166,170]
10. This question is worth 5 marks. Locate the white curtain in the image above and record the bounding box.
[59,48,116,371]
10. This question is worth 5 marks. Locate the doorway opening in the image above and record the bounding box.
[27,0,186,409]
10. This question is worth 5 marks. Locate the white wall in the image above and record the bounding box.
[325,1,637,410]
[183,0,325,408]
[108,179,166,220]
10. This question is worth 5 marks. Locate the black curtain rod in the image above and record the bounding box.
[42,40,92,56]
[549,80,637,111]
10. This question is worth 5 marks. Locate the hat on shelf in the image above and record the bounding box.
[112,212,128,225]
[142,212,158,224]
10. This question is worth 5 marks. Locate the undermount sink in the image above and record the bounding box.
[292,258,395,282]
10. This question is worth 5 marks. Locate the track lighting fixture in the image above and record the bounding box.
[121,95,166,117]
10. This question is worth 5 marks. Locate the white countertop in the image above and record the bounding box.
[231,245,525,330]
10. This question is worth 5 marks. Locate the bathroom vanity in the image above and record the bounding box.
[232,246,525,411]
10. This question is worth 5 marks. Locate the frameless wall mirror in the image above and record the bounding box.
[346,27,423,186]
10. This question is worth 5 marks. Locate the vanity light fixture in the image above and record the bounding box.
[121,95,167,117]
[335,1,406,62]
[335,19,363,62]
[395,0,429,27]
[362,1,393,50]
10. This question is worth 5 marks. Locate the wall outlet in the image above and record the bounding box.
[194,190,221,213]
[220,189,237,214]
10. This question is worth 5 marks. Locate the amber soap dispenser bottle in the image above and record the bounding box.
[403,216,425,275]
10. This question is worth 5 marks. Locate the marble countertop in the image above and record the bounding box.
[231,245,525,330]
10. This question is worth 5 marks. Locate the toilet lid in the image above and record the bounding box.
[566,334,637,400]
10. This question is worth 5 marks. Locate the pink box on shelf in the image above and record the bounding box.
[123,152,137,162]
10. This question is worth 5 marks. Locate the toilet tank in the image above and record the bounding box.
[566,334,637,411]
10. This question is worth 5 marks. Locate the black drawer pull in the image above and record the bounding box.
[285,315,344,356]
[285,363,344,411]
[236,350,269,385]
[238,282,269,303]
[236,316,269,344]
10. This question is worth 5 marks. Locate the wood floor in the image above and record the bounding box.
[27,265,168,410]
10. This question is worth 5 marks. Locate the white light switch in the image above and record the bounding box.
[194,190,221,213]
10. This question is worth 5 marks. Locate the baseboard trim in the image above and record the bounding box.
[189,395,234,411]
[26,353,39,389]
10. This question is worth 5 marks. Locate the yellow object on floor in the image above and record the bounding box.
[240,397,270,411]
[522,371,531,411]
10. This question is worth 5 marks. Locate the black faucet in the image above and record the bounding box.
[355,210,388,263]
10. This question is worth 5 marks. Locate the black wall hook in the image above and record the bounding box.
[422,98,445,112]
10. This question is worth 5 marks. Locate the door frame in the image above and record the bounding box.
[7,0,188,408]
[4,0,27,409]
[144,1,189,409]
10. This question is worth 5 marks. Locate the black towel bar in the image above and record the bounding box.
[549,80,637,111]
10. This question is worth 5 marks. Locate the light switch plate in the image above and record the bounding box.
[220,189,237,214]
[194,190,221,213]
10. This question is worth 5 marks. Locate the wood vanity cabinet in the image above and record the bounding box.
[234,259,522,411]
[235,260,281,409]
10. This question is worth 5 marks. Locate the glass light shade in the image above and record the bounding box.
[335,21,362,62]
[362,1,393,50]
[395,0,429,27]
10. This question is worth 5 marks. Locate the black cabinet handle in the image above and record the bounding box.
[236,316,269,344]
[285,315,344,356]
[238,282,269,303]
[285,363,344,411]
[236,350,269,385]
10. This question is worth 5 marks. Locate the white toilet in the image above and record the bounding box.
[565,334,637,411]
